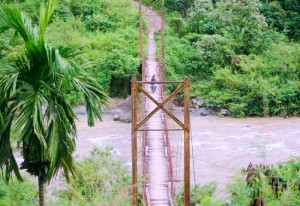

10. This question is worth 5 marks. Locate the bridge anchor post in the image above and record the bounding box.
[131,77,138,205]
[184,77,190,206]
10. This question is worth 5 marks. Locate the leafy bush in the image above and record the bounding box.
[175,159,300,206]
[49,148,132,206]
[0,33,9,59]
[195,34,234,78]
[53,5,73,21]
[159,0,300,117]
[198,42,300,117]
[260,0,300,41]
[227,160,300,206]
[175,182,222,206]
[0,176,37,206]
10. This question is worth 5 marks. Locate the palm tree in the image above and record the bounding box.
[0,1,107,205]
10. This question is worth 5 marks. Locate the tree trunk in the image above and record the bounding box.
[38,175,45,206]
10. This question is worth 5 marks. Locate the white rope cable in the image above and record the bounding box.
[190,121,197,187]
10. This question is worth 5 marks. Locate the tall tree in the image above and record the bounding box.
[0,1,107,205]
[260,0,300,41]
[166,0,194,17]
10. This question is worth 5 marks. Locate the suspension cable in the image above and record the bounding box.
[190,122,197,186]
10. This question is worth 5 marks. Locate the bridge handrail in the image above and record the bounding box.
[158,61,175,198]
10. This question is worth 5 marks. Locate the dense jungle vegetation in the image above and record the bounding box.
[0,0,141,99]
[143,0,300,117]
[1,0,299,117]
[0,148,132,205]
[0,0,300,205]
[2,149,300,206]
[175,158,300,206]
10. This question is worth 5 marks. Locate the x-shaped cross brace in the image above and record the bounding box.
[136,83,184,130]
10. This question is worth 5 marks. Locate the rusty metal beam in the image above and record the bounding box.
[160,106,184,129]
[131,78,138,205]
[137,80,184,84]
[136,84,184,129]
[137,128,183,132]
[161,0,165,80]
[136,85,161,129]
[183,77,190,206]
[161,84,183,107]
[139,0,143,60]
[138,85,161,106]
[132,76,191,205]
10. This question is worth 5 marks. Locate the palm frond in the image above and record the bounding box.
[12,91,47,149]
[0,65,19,98]
[73,76,108,126]
[0,112,4,128]
[42,87,77,182]
[0,0,108,187]
[0,6,37,44]
[38,0,58,42]
[0,103,23,182]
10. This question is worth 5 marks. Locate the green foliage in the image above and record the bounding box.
[0,148,132,206]
[186,0,270,54]
[175,159,300,205]
[169,17,186,37]
[0,33,9,59]
[227,159,300,206]
[142,0,194,16]
[49,147,131,206]
[195,34,234,77]
[197,42,300,117]
[53,5,72,21]
[187,0,215,34]
[260,0,300,41]
[165,0,194,17]
[3,0,300,114]
[214,0,268,54]
[1,0,41,23]
[156,32,202,83]
[0,0,107,193]
[1,0,140,99]
[0,176,37,206]
[63,0,140,98]
[161,0,300,117]
[175,182,222,206]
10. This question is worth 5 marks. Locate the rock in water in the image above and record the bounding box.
[112,96,132,123]
[113,113,120,121]
[219,109,231,116]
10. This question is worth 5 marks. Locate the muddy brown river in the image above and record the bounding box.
[74,112,300,197]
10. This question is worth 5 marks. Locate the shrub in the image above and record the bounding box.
[49,148,132,206]
[175,182,222,206]
[0,176,37,206]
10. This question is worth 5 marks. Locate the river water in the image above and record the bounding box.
[75,112,300,197]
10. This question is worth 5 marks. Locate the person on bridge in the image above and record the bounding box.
[151,74,156,84]
[150,75,157,94]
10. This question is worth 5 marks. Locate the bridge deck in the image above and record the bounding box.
[144,38,172,206]
[145,78,171,205]
[140,2,172,205]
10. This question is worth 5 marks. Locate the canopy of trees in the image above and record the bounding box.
[1,0,300,117]
[0,0,140,99]
[151,0,300,117]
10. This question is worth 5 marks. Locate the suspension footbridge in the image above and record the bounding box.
[131,1,191,205]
